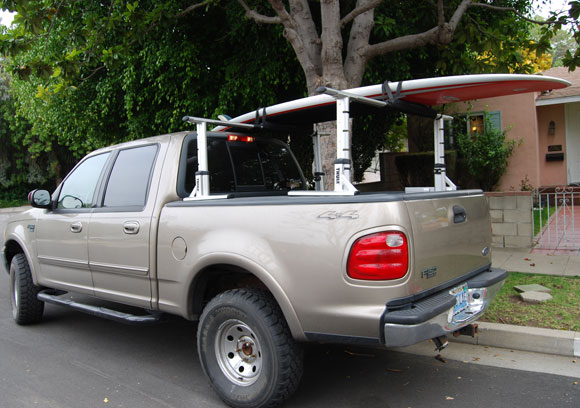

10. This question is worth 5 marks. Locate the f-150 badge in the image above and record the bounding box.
[421,266,437,279]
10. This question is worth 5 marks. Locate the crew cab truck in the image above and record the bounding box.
[2,129,507,408]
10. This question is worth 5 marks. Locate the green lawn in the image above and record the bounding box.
[481,272,580,331]
[533,205,557,236]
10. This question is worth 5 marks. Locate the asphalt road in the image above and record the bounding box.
[1,212,579,408]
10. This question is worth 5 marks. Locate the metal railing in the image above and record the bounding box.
[533,187,580,250]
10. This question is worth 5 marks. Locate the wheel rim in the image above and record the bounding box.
[11,271,19,317]
[215,319,263,386]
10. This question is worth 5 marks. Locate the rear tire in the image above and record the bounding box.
[10,253,44,325]
[197,288,303,408]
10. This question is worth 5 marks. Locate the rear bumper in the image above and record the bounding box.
[381,267,507,348]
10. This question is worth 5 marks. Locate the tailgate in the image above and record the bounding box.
[404,191,491,294]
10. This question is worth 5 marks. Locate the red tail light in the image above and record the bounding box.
[228,135,255,143]
[347,231,408,280]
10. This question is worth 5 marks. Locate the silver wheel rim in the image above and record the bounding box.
[11,271,19,317]
[215,319,262,386]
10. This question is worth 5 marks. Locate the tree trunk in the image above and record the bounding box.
[238,0,482,190]
[305,73,348,191]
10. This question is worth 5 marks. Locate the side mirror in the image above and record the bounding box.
[28,189,52,209]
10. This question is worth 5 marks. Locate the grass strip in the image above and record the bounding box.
[481,272,580,331]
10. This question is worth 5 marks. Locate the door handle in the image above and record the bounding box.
[123,221,140,235]
[70,221,83,233]
[452,205,467,224]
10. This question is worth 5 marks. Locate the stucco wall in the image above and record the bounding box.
[537,104,567,186]
[448,93,540,191]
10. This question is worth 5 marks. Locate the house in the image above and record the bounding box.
[446,67,580,191]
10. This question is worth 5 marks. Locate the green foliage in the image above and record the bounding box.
[0,0,306,189]
[456,116,517,191]
[384,116,407,153]
[534,1,580,70]
[0,66,55,195]
[370,0,541,76]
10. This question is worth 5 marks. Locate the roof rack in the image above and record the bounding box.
[289,87,388,196]
[182,116,257,200]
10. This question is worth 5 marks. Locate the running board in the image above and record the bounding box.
[37,289,162,325]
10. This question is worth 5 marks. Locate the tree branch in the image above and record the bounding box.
[365,26,440,58]
[468,2,559,26]
[437,0,445,27]
[237,0,281,24]
[344,0,376,86]
[176,0,213,19]
[341,0,383,28]
[448,0,472,30]
[267,0,295,27]
[467,15,501,42]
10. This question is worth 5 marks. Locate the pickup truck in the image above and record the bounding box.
[2,129,507,408]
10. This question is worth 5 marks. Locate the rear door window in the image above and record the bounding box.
[103,144,158,208]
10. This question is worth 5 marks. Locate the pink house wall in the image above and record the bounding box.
[448,92,541,191]
[537,104,567,187]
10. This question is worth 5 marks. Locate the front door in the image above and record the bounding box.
[566,102,580,184]
[89,144,159,308]
[35,152,111,294]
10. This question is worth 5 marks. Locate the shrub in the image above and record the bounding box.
[456,117,516,191]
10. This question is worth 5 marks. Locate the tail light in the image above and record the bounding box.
[347,231,408,280]
[228,135,255,143]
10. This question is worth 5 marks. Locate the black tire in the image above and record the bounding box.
[197,288,303,408]
[10,253,44,325]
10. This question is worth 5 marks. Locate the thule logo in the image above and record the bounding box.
[421,266,437,279]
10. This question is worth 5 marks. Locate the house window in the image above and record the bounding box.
[469,114,485,134]
[467,111,501,135]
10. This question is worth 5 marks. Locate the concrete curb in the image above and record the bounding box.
[451,322,580,358]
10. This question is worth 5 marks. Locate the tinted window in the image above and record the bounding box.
[103,145,158,207]
[181,136,305,195]
[229,145,264,187]
[258,141,304,190]
[184,139,236,194]
[57,153,110,209]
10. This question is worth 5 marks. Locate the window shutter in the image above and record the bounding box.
[486,111,502,131]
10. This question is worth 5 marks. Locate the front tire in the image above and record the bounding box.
[10,253,44,325]
[197,288,303,408]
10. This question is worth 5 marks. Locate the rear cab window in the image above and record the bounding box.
[177,133,306,197]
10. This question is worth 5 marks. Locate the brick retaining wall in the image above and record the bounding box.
[486,192,532,248]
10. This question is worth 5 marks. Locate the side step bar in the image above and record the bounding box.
[38,289,162,325]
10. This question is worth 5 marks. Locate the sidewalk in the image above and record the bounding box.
[492,247,580,277]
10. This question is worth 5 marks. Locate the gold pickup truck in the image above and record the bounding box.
[2,130,506,408]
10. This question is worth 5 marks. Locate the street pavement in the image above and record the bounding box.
[1,208,579,407]
[0,279,578,408]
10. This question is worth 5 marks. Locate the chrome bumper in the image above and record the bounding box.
[382,268,507,348]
